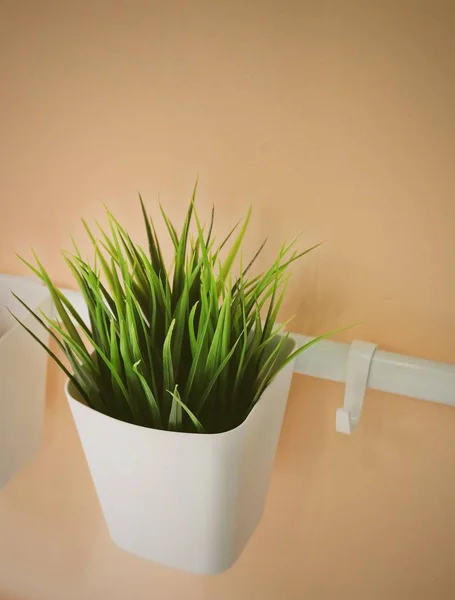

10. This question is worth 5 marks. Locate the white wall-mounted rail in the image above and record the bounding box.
[60,287,455,409]
[293,333,455,407]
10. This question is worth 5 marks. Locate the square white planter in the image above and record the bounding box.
[0,274,52,489]
[66,341,296,575]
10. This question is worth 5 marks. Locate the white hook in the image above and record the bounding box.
[336,340,377,435]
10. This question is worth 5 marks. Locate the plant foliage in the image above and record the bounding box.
[13,188,337,433]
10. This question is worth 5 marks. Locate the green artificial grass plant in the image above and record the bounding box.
[13,188,336,434]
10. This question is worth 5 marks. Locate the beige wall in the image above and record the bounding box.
[1,1,455,598]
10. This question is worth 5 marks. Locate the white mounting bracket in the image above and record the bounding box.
[336,340,377,435]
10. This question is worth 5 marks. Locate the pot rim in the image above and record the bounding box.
[65,335,295,439]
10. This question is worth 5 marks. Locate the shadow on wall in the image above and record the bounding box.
[283,251,351,336]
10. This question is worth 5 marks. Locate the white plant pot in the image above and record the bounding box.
[65,340,296,575]
[0,275,51,489]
